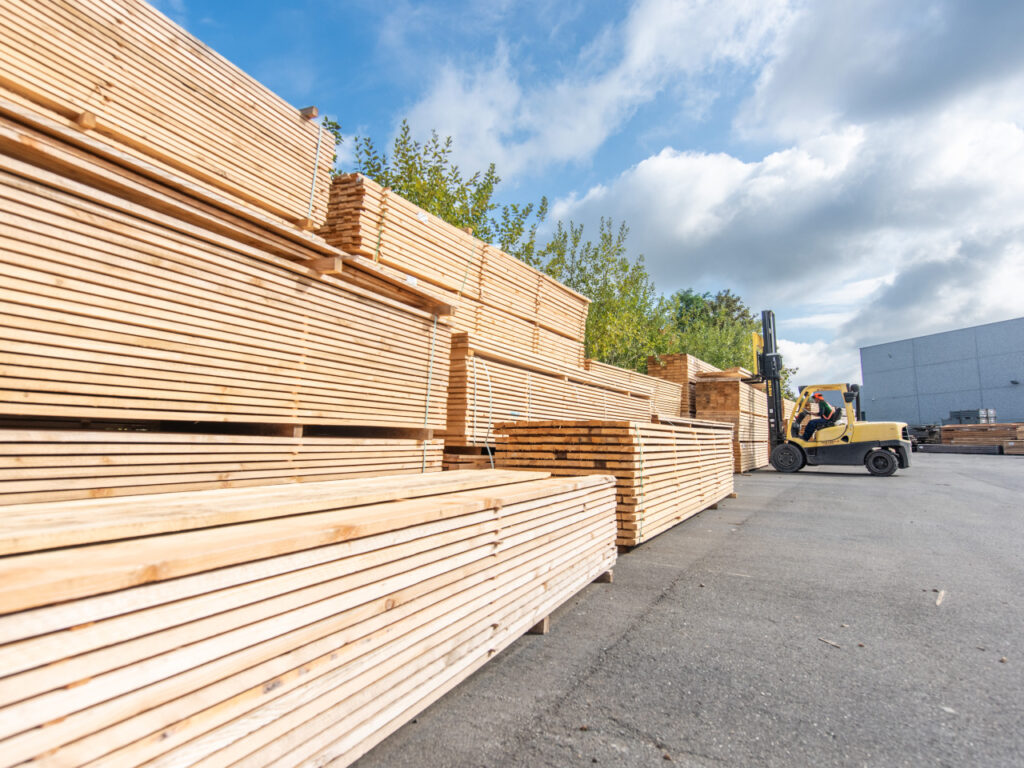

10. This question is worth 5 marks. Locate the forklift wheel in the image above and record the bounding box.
[770,443,805,473]
[865,449,898,477]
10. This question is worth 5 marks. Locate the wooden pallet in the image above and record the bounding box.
[444,334,655,447]
[0,428,444,505]
[0,0,330,227]
[645,353,722,417]
[0,156,450,429]
[495,420,734,547]
[0,470,617,768]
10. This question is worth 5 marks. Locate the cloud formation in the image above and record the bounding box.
[404,0,791,175]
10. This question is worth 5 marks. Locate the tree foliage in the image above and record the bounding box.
[540,219,667,371]
[345,121,546,261]
[343,122,796,389]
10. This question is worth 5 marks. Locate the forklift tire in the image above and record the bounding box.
[770,443,805,473]
[865,449,898,477]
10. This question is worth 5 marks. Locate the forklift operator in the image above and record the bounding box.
[801,393,840,441]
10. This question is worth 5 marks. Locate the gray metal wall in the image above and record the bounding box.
[859,317,1024,425]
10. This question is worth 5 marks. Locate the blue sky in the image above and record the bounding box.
[158,0,1024,387]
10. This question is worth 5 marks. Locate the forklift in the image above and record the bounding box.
[751,310,912,477]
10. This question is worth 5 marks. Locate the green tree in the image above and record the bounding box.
[540,219,667,371]
[345,121,546,259]
[662,289,798,397]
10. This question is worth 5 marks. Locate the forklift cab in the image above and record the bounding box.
[788,384,857,445]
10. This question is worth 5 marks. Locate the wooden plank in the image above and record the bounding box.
[0,472,617,768]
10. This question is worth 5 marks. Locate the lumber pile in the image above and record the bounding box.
[0,430,444,505]
[496,420,734,547]
[941,423,1024,453]
[695,376,770,473]
[320,173,588,367]
[0,470,617,768]
[0,158,449,428]
[0,0,331,227]
[444,334,655,449]
[585,359,684,417]
[646,353,722,417]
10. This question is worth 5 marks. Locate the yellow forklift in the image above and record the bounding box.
[751,310,912,476]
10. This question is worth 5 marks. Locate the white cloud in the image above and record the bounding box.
[778,338,861,388]
[402,0,792,175]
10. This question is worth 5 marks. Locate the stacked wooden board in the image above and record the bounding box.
[942,423,1024,454]
[320,173,589,367]
[444,334,655,449]
[585,359,684,418]
[0,430,444,505]
[0,0,331,226]
[495,420,734,547]
[0,470,617,768]
[695,377,770,473]
[0,131,450,429]
[646,353,722,417]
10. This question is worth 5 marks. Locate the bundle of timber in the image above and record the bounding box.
[0,154,450,429]
[695,377,770,473]
[941,423,1024,451]
[783,397,798,422]
[585,359,684,417]
[495,420,734,547]
[646,353,722,417]
[444,333,654,448]
[0,429,444,505]
[320,173,589,366]
[0,470,617,768]
[0,0,330,227]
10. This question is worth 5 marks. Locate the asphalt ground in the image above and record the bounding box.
[354,454,1024,767]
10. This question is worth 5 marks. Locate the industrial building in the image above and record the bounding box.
[859,316,1024,426]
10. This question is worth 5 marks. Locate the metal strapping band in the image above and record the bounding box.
[526,372,532,420]
[481,358,495,469]
[634,423,647,542]
[471,355,479,446]
[373,189,390,262]
[422,314,438,472]
[306,119,324,220]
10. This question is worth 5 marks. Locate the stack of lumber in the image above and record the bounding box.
[695,375,770,473]
[783,397,797,422]
[585,359,684,417]
[0,470,617,768]
[0,430,444,505]
[495,420,734,547]
[941,423,1024,453]
[444,334,654,449]
[0,153,450,429]
[0,0,331,227]
[646,353,722,417]
[320,173,588,367]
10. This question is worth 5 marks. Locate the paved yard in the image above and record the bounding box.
[355,454,1024,767]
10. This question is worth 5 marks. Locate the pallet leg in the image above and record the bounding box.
[728,492,738,499]
[707,503,719,510]
[527,616,550,635]
[593,569,614,584]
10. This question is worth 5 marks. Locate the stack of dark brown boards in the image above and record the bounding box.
[0,3,624,765]
[941,423,1024,454]
[694,373,770,472]
[495,420,734,547]
[646,353,723,417]
[0,470,617,768]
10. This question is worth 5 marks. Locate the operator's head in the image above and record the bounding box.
[813,392,825,401]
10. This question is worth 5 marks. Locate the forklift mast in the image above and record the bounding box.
[756,310,786,448]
